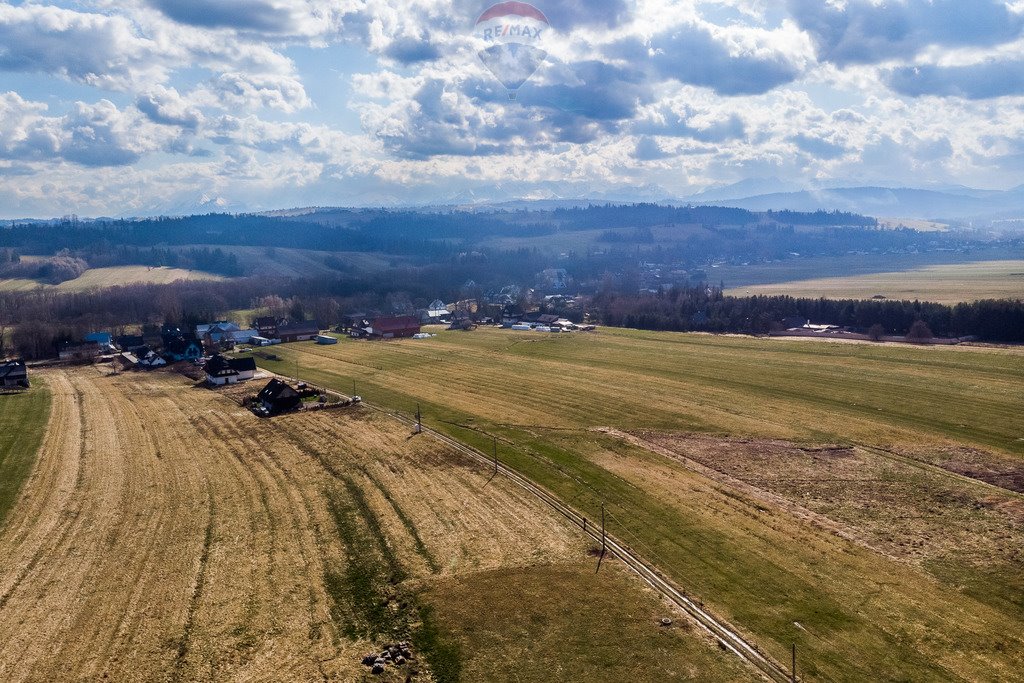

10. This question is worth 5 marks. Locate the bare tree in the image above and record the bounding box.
[905,320,933,342]
[868,323,885,342]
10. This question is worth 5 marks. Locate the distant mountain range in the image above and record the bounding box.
[9,181,1024,224]
[681,181,1024,222]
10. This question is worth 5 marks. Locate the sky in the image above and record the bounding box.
[2,0,1024,217]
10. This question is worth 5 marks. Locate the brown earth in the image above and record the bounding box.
[625,430,1024,573]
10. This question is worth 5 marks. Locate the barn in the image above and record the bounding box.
[370,315,421,339]
[277,321,321,343]
[204,354,257,386]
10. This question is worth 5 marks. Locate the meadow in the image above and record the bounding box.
[0,382,50,526]
[727,259,1024,304]
[252,327,1024,681]
[0,265,224,292]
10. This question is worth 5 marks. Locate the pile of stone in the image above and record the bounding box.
[361,641,413,675]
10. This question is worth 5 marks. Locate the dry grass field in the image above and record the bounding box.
[0,266,224,292]
[726,259,1024,303]
[251,328,1024,681]
[0,366,753,682]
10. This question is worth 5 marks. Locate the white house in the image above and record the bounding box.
[204,354,257,385]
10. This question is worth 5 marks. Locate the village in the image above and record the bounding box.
[0,298,597,415]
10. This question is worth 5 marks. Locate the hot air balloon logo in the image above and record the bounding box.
[475,2,550,100]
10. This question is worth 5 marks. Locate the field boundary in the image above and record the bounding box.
[292,373,791,683]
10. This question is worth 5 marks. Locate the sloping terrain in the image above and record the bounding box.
[0,367,752,682]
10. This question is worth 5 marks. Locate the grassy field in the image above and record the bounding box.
[0,265,224,292]
[179,245,397,278]
[713,248,1024,291]
[0,367,750,682]
[251,328,1024,681]
[726,259,1024,303]
[0,381,50,526]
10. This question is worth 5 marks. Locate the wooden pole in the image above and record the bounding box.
[415,404,422,433]
[791,643,796,683]
[492,436,498,475]
[601,502,606,556]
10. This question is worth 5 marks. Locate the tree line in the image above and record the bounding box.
[594,286,1024,343]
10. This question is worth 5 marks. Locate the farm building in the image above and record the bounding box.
[277,321,321,343]
[316,335,338,345]
[59,341,102,362]
[255,379,302,415]
[370,315,421,339]
[427,300,449,321]
[0,359,29,389]
[204,354,257,385]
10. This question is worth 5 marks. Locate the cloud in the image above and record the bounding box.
[789,0,1024,66]
[614,22,806,95]
[197,72,312,112]
[790,132,847,160]
[887,61,1024,99]
[383,35,443,65]
[632,135,672,160]
[136,87,204,129]
[0,4,162,90]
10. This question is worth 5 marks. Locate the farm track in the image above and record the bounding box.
[0,368,359,682]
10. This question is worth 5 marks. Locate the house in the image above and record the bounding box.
[195,321,240,338]
[277,321,321,343]
[137,350,168,369]
[316,334,338,345]
[370,315,421,339]
[162,337,203,362]
[255,379,302,415]
[59,341,102,362]
[254,316,279,339]
[0,359,29,389]
[204,354,257,386]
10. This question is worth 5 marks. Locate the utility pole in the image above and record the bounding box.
[492,436,498,476]
[791,643,797,683]
[601,502,606,557]
[415,404,422,434]
[352,378,356,398]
